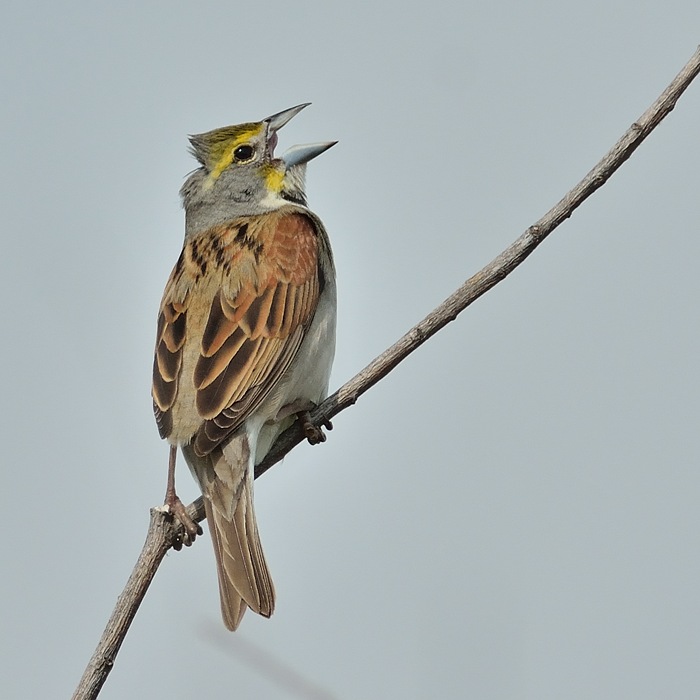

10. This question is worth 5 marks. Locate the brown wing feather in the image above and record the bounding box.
[193,212,321,455]
[152,289,188,439]
[152,211,321,450]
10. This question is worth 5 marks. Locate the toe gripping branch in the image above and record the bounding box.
[164,445,203,550]
[298,411,333,445]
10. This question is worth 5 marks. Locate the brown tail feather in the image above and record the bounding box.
[182,439,275,631]
[204,479,275,630]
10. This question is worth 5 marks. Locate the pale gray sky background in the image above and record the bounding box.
[2,2,699,699]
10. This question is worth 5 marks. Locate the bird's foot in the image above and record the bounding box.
[298,411,333,445]
[164,493,202,550]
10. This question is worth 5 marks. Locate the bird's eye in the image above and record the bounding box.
[233,144,255,163]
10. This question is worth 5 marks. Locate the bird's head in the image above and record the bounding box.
[181,104,336,232]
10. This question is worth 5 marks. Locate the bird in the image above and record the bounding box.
[151,104,337,630]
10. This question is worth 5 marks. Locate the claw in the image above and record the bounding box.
[164,445,202,549]
[299,411,331,445]
[165,495,202,549]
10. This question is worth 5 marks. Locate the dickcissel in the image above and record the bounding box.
[152,104,337,630]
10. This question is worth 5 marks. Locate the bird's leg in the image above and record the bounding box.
[298,410,333,445]
[164,445,202,549]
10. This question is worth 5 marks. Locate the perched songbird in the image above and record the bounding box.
[152,104,337,630]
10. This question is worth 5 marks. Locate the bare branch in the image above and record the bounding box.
[71,46,700,700]
[71,500,206,700]
[256,45,700,477]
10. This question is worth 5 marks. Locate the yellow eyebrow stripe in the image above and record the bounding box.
[208,127,263,183]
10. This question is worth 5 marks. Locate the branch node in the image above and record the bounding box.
[338,387,359,406]
[411,326,427,343]
[527,224,543,241]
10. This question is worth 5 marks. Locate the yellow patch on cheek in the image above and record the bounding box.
[264,167,284,192]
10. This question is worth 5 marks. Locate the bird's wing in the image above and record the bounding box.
[152,264,187,441]
[152,211,322,455]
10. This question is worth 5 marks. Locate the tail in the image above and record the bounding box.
[182,436,275,631]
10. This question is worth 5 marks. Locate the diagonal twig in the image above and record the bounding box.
[71,46,700,700]
[256,44,700,477]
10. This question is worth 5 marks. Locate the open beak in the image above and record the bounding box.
[264,103,310,132]
[281,141,338,168]
[264,103,310,157]
[263,104,337,165]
